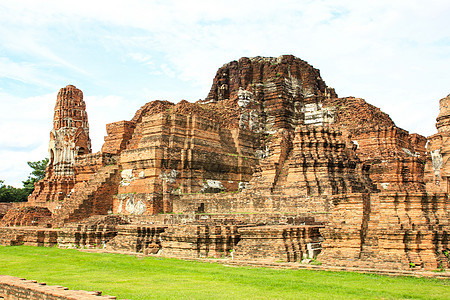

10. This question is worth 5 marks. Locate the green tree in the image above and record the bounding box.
[0,180,28,202]
[22,158,49,194]
[0,158,49,202]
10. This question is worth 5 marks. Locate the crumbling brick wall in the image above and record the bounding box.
[0,275,117,300]
[319,192,449,270]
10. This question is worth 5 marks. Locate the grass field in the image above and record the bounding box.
[0,246,448,299]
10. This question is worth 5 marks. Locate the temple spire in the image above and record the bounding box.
[48,85,91,177]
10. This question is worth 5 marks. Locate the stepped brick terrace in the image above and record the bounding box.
[0,55,448,272]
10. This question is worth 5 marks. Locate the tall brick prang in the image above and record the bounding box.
[425,94,450,192]
[28,85,91,206]
[50,85,91,176]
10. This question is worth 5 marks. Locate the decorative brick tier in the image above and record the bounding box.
[273,125,373,195]
[160,225,240,258]
[350,126,427,192]
[0,227,57,247]
[319,192,449,270]
[106,225,166,254]
[57,223,118,249]
[173,192,334,216]
[234,225,323,262]
[322,96,427,192]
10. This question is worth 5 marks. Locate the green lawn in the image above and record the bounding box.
[0,246,448,300]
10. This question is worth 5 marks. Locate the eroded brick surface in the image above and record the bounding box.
[1,56,449,272]
[0,207,52,227]
[28,85,92,205]
[0,275,118,300]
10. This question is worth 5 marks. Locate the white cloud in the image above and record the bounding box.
[160,64,176,78]
[84,94,136,152]
[128,53,153,64]
[0,58,55,89]
[0,92,54,187]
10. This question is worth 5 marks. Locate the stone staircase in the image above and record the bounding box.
[52,165,119,226]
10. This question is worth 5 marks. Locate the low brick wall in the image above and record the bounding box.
[0,227,57,247]
[235,225,323,262]
[319,192,450,270]
[174,192,332,218]
[127,212,324,226]
[0,275,118,300]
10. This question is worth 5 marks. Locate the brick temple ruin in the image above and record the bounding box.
[0,55,448,271]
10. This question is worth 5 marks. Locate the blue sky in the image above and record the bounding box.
[0,0,449,187]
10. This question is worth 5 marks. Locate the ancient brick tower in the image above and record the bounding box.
[28,85,91,204]
[49,85,91,175]
[425,94,450,192]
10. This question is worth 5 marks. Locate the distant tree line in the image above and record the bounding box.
[0,158,48,202]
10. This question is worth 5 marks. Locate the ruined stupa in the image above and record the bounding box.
[0,56,448,272]
[28,85,91,205]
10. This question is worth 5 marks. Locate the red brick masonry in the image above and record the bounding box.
[0,275,119,300]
